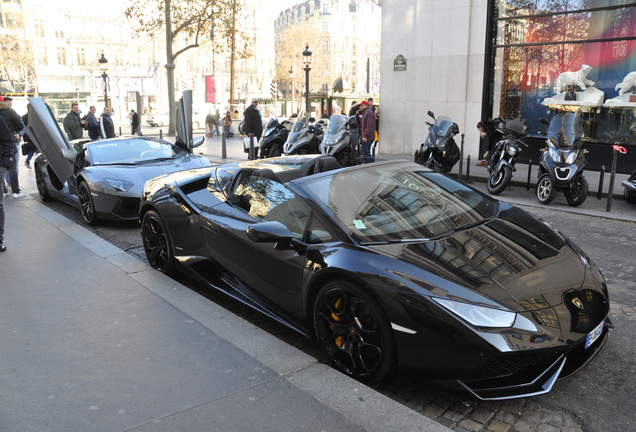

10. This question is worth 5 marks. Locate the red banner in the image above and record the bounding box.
[205,76,217,103]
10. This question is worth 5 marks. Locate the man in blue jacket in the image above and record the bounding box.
[86,106,100,140]
[0,115,16,251]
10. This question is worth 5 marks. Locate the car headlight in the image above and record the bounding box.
[433,298,516,328]
[564,150,577,165]
[104,178,133,192]
[263,127,275,137]
[325,132,344,146]
[507,145,518,156]
[548,146,562,164]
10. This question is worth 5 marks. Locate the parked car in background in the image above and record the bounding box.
[146,112,169,127]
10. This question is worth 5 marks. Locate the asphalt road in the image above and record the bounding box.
[31,166,636,432]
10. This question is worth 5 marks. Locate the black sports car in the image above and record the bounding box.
[26,96,209,224]
[139,155,611,400]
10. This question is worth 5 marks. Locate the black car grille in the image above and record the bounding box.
[462,351,561,385]
[112,197,140,219]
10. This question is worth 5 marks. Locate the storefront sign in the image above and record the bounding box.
[394,55,407,72]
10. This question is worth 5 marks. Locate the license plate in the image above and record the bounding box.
[585,320,604,349]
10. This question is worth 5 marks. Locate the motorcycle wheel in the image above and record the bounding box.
[565,176,588,207]
[625,187,636,204]
[536,174,557,205]
[487,166,512,195]
[268,145,282,158]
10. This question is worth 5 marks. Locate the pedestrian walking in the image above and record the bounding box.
[222,111,232,139]
[355,100,376,164]
[86,106,100,140]
[0,96,25,198]
[243,98,263,154]
[129,110,140,135]
[63,103,87,141]
[100,106,116,139]
[21,106,38,169]
[0,115,16,251]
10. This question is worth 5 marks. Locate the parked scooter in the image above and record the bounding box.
[486,118,529,195]
[258,115,292,158]
[536,112,589,206]
[414,111,460,173]
[283,111,325,155]
[622,168,636,203]
[319,114,358,166]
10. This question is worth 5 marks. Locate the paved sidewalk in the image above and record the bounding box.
[1,158,450,431]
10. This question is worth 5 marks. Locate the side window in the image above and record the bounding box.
[307,214,336,244]
[233,176,310,239]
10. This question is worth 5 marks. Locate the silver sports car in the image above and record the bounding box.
[26,96,210,224]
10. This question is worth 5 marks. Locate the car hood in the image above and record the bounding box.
[371,205,587,312]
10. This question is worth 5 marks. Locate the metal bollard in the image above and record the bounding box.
[597,165,605,200]
[465,154,471,182]
[160,129,163,140]
[606,150,618,212]
[526,159,533,190]
[249,133,255,160]
[119,127,122,136]
[371,143,376,162]
[221,128,227,160]
[458,133,465,182]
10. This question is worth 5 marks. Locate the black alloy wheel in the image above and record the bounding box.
[142,210,176,275]
[487,166,512,196]
[565,176,589,207]
[624,186,636,204]
[78,181,98,225]
[536,173,557,205]
[313,279,396,385]
[35,165,51,201]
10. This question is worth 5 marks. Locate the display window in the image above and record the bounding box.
[489,1,636,143]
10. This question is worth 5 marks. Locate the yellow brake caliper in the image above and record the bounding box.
[332,297,345,348]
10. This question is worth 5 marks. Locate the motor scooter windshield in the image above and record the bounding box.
[326,115,346,135]
[292,112,310,133]
[435,116,454,137]
[265,116,280,128]
[547,111,584,148]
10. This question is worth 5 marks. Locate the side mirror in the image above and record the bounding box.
[61,148,76,162]
[191,136,205,148]
[246,221,293,243]
[540,117,550,126]
[427,110,435,119]
[309,117,315,123]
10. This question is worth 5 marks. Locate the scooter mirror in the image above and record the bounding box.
[540,117,550,125]
[309,117,315,122]
[427,111,435,119]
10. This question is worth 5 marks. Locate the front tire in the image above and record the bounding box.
[565,176,588,207]
[625,187,636,204]
[536,173,557,205]
[487,165,512,195]
[78,181,98,225]
[142,210,177,275]
[268,144,283,158]
[313,279,396,385]
[192,121,199,129]
[35,165,52,201]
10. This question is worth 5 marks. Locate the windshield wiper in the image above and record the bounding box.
[360,238,430,246]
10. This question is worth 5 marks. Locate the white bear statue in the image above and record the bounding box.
[553,64,595,94]
[615,72,636,96]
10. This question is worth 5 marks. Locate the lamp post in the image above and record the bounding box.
[302,45,312,115]
[98,53,109,108]
[289,66,295,116]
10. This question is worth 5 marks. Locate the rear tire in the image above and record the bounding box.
[565,176,588,207]
[156,121,163,127]
[536,174,557,205]
[192,121,199,129]
[487,166,512,195]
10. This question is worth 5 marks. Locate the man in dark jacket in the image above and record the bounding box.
[63,103,86,140]
[86,106,100,140]
[243,98,262,140]
[129,110,140,134]
[100,106,116,139]
[0,115,16,251]
[22,106,38,169]
[355,100,376,163]
[0,97,25,198]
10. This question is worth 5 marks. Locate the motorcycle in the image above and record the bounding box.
[318,114,358,167]
[283,111,325,155]
[536,112,589,206]
[486,118,529,195]
[622,168,636,203]
[258,115,292,158]
[414,111,460,173]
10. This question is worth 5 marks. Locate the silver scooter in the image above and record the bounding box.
[319,114,358,167]
[283,111,325,155]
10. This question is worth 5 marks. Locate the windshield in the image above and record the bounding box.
[87,138,185,165]
[326,115,346,134]
[292,111,310,132]
[547,112,583,148]
[266,116,279,129]
[435,117,454,137]
[299,161,498,244]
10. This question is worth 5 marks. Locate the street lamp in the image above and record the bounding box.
[99,53,109,108]
[302,45,312,115]
[289,66,295,116]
